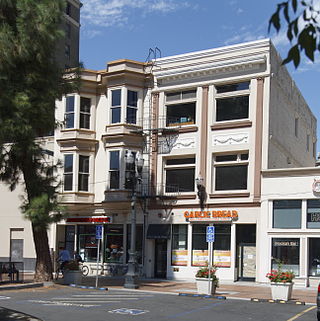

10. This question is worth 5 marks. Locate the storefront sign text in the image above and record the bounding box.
[184,210,238,222]
[66,216,112,223]
[273,241,298,247]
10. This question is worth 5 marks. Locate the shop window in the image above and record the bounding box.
[308,238,320,276]
[272,238,300,276]
[166,89,196,126]
[111,89,121,123]
[191,224,231,267]
[105,225,124,263]
[109,151,120,189]
[65,96,75,128]
[78,155,89,191]
[192,224,207,266]
[126,90,138,124]
[80,97,91,129]
[215,81,250,122]
[65,225,75,256]
[214,153,248,191]
[165,157,195,193]
[63,154,73,191]
[307,200,320,228]
[78,225,98,262]
[171,225,188,266]
[127,224,143,264]
[273,200,301,229]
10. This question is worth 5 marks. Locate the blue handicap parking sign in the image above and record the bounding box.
[206,226,215,242]
[95,225,103,239]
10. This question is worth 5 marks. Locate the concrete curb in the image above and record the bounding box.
[251,298,305,305]
[179,293,226,300]
[0,282,44,291]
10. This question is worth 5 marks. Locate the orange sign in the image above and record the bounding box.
[184,210,238,222]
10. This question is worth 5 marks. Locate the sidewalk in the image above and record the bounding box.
[0,276,317,305]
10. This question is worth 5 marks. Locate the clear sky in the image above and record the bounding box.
[80,0,320,151]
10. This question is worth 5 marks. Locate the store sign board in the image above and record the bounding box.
[273,241,299,247]
[184,210,238,222]
[66,216,112,223]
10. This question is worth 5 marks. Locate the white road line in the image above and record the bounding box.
[71,294,153,297]
[51,297,139,301]
[58,300,121,303]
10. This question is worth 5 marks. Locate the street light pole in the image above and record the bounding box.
[124,151,143,289]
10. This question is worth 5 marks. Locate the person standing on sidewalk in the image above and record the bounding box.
[58,247,71,271]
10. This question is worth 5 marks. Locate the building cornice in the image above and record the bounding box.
[262,167,320,177]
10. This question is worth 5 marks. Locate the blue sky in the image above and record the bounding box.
[80,0,320,150]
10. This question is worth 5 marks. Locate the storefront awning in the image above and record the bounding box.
[146,224,171,239]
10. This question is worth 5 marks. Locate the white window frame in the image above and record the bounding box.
[165,89,197,127]
[214,81,250,123]
[78,155,90,192]
[63,154,74,191]
[164,156,196,193]
[213,152,249,192]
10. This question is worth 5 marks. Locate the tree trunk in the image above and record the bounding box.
[32,224,53,282]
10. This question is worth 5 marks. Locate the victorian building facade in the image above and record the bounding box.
[0,39,318,284]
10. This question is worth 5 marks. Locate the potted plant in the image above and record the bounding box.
[63,260,82,285]
[266,260,295,301]
[195,265,219,295]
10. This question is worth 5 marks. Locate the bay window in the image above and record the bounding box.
[127,90,138,124]
[65,96,75,128]
[80,97,91,129]
[63,154,73,191]
[109,151,120,189]
[111,89,121,123]
[78,155,89,191]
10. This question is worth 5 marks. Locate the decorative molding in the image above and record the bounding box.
[173,137,196,150]
[213,133,249,146]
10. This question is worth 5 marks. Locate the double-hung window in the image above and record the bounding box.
[65,96,75,128]
[63,154,73,191]
[127,90,138,124]
[109,151,120,189]
[165,157,195,192]
[166,89,196,127]
[80,97,91,129]
[78,155,89,191]
[111,89,121,123]
[215,81,250,122]
[214,153,248,191]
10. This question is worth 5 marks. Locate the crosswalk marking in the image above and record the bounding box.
[29,290,154,308]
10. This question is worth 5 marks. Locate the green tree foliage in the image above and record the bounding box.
[269,0,320,67]
[0,0,79,281]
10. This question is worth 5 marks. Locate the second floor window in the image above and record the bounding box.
[64,154,73,191]
[165,157,195,193]
[214,153,248,191]
[80,97,91,129]
[65,96,75,128]
[109,151,120,189]
[78,155,89,191]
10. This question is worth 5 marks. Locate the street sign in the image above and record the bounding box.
[206,226,215,242]
[95,225,103,239]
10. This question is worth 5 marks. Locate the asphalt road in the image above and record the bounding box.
[0,286,317,321]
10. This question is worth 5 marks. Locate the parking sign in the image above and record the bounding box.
[95,225,103,239]
[206,226,215,242]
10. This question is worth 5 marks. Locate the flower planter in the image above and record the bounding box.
[196,278,217,295]
[271,282,293,301]
[63,270,82,285]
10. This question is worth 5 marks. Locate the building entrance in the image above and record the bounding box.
[154,239,167,278]
[236,224,256,281]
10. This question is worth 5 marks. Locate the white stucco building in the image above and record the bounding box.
[0,39,318,285]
